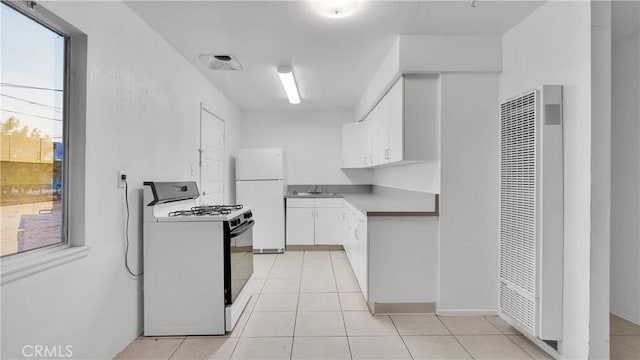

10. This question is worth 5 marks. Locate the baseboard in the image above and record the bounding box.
[611,309,640,326]
[371,302,435,314]
[286,245,344,251]
[435,309,498,317]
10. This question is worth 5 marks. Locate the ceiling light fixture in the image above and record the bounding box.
[311,0,360,19]
[277,66,301,105]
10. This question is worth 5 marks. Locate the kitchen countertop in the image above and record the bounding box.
[285,186,438,216]
[284,193,344,199]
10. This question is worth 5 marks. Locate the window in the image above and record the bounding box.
[1,2,68,257]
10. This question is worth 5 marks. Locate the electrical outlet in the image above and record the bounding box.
[118,171,127,188]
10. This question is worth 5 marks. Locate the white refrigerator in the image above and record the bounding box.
[236,148,286,253]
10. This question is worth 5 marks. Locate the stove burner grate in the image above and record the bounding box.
[167,204,244,217]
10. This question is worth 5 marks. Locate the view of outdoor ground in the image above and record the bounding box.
[1,3,65,256]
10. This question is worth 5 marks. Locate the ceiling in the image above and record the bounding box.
[126,1,544,111]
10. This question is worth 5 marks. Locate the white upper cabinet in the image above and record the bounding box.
[372,91,388,165]
[385,77,404,163]
[402,74,438,163]
[361,118,373,167]
[342,74,438,168]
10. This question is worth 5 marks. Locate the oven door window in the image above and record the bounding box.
[227,221,253,304]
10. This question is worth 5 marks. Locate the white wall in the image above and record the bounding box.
[501,1,594,357]
[437,73,500,315]
[589,3,611,358]
[611,1,640,325]
[1,2,242,359]
[241,110,373,185]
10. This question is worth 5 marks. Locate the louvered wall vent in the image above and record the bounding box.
[499,85,564,341]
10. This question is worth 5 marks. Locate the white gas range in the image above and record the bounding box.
[142,181,254,336]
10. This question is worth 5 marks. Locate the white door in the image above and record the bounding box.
[286,208,315,245]
[200,107,225,205]
[315,207,343,245]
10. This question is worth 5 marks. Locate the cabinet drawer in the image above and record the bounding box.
[287,198,315,208]
[314,198,344,208]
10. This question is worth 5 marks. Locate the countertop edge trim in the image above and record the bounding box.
[366,194,440,217]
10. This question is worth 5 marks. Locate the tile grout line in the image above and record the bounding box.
[330,250,354,360]
[438,317,476,360]
[228,254,276,359]
[388,315,415,360]
[495,319,536,360]
[167,337,187,360]
[482,315,536,359]
[288,251,305,360]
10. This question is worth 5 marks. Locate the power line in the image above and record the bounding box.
[0,93,63,110]
[0,108,62,122]
[0,83,64,92]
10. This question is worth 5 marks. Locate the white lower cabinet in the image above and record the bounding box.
[343,202,368,301]
[356,215,368,298]
[342,199,438,310]
[286,198,342,245]
[315,207,343,245]
[286,207,315,245]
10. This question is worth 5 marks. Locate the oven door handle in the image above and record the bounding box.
[230,220,255,238]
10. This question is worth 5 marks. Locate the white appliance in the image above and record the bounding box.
[142,181,254,336]
[236,148,286,253]
[499,85,564,342]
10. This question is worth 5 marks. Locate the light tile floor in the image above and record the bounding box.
[116,251,558,359]
[611,314,640,360]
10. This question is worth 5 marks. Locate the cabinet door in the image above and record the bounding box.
[346,211,358,266]
[286,208,315,245]
[314,207,343,245]
[342,207,349,248]
[373,94,389,166]
[361,118,373,167]
[356,216,368,299]
[287,198,315,208]
[342,122,364,168]
[386,77,404,163]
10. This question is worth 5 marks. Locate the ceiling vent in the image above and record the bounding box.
[198,54,243,70]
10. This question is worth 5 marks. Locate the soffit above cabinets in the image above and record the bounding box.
[126,1,543,111]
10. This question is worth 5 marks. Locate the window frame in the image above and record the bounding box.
[1,0,88,284]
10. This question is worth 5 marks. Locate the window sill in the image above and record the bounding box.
[1,245,90,285]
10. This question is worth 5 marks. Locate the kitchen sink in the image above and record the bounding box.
[291,191,338,196]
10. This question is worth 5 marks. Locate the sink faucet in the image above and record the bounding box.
[312,185,321,193]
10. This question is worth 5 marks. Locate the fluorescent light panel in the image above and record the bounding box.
[277,66,301,104]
